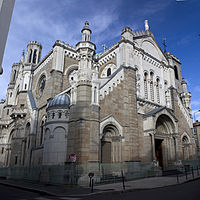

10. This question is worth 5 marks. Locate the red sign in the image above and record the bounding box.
[69,153,77,162]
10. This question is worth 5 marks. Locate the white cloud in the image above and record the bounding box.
[0,0,178,101]
[191,100,200,107]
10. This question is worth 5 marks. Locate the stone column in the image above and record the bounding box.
[151,133,156,160]
[174,136,178,161]
[20,139,26,165]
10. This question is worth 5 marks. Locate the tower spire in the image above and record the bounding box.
[20,49,25,63]
[81,21,91,41]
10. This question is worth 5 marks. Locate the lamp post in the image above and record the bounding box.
[193,110,200,122]
[193,110,200,155]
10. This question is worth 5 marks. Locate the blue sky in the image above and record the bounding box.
[1,0,200,119]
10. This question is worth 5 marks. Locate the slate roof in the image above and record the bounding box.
[28,90,37,109]
[143,106,165,117]
[47,94,70,110]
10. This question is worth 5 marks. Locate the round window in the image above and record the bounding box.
[38,75,46,97]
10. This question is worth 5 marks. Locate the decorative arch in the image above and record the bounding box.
[36,73,47,97]
[141,39,160,59]
[155,114,175,134]
[43,126,67,165]
[156,77,160,103]
[100,116,123,138]
[181,133,190,143]
[181,133,191,160]
[64,64,78,76]
[150,71,154,101]
[44,128,51,141]
[101,123,122,163]
[149,69,155,74]
[100,63,117,78]
[53,126,67,138]
[144,71,148,99]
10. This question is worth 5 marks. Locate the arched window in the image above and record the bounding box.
[24,122,31,165]
[12,70,16,81]
[150,72,154,101]
[29,49,32,63]
[182,136,189,144]
[156,78,160,103]
[174,66,179,80]
[58,112,62,118]
[33,49,37,64]
[94,86,97,103]
[40,121,44,145]
[38,75,46,97]
[182,135,190,160]
[144,72,148,99]
[107,68,111,77]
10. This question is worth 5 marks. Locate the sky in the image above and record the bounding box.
[0,0,200,119]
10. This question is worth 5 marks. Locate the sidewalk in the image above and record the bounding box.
[0,172,200,198]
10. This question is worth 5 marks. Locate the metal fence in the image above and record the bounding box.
[0,159,199,186]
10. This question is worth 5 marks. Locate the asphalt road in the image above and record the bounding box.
[0,179,200,200]
[83,179,200,200]
[0,184,40,200]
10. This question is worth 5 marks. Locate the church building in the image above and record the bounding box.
[0,21,196,184]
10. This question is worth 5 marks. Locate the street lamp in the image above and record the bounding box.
[193,110,200,122]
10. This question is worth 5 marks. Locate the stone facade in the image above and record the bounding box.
[0,21,197,180]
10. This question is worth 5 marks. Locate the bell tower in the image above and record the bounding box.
[25,41,42,64]
[68,21,100,169]
[181,78,191,111]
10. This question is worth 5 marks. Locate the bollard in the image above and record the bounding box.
[121,170,126,191]
[88,172,94,193]
[89,177,92,187]
[91,179,94,193]
[185,167,188,180]
[191,166,194,179]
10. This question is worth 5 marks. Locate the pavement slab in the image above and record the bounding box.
[0,172,200,198]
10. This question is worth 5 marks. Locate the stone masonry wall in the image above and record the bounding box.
[100,66,140,161]
[170,88,196,159]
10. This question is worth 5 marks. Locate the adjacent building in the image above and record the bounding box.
[0,0,15,74]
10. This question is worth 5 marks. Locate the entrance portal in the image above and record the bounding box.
[101,141,111,163]
[155,139,163,168]
[101,124,122,163]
